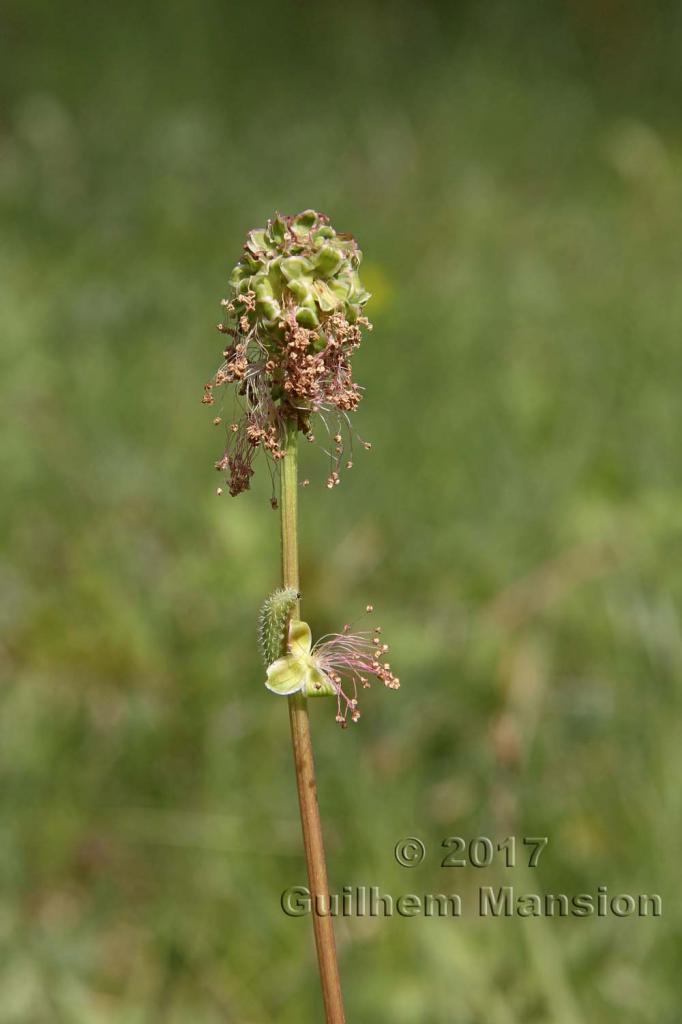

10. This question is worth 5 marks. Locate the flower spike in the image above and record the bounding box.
[205,211,373,500]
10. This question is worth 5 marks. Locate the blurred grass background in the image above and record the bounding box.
[2,1,682,1020]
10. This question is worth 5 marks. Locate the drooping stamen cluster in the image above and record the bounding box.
[312,606,400,727]
[204,211,373,500]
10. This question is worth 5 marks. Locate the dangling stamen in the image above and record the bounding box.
[311,605,400,725]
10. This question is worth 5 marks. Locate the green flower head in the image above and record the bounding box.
[204,211,374,499]
[229,210,370,336]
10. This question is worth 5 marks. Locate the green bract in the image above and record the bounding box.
[228,210,371,335]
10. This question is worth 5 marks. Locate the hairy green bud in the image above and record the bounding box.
[258,587,299,666]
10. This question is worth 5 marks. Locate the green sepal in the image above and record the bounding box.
[329,275,351,304]
[280,256,313,281]
[296,306,319,328]
[288,619,312,657]
[292,209,317,233]
[286,277,313,303]
[313,279,341,312]
[269,214,287,245]
[246,229,268,255]
[302,666,336,697]
[265,656,305,695]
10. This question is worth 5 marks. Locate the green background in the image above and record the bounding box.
[1,2,681,1020]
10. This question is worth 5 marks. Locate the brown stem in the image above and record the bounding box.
[281,419,346,1023]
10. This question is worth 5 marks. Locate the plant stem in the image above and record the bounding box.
[281,418,346,1024]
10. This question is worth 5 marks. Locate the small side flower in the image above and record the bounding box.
[265,620,335,697]
[264,607,400,727]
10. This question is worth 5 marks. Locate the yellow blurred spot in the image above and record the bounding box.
[361,263,393,313]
